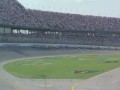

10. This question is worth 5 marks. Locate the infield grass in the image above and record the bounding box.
[4,54,120,79]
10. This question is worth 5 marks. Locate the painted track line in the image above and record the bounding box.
[72,84,74,90]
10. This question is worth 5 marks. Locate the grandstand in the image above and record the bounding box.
[1,0,120,47]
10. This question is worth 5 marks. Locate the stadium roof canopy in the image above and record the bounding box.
[1,0,120,32]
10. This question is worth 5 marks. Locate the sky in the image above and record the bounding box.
[18,0,120,18]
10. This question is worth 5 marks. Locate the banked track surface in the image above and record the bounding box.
[0,47,120,90]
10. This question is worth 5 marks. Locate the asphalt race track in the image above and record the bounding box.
[74,67,120,90]
[0,47,120,90]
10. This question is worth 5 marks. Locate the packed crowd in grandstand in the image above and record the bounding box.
[1,0,120,31]
[0,0,120,47]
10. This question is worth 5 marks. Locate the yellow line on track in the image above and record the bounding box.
[72,84,75,90]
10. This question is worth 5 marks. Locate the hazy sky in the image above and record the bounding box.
[18,0,120,18]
